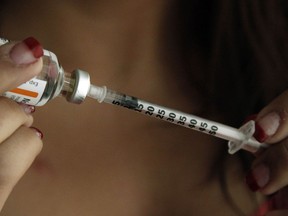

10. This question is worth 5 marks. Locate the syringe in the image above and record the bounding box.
[0,36,267,153]
[87,81,268,154]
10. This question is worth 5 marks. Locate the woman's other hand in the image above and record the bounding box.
[0,37,44,211]
[246,90,288,194]
[245,90,288,214]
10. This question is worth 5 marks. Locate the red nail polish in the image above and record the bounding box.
[254,122,269,142]
[10,37,44,65]
[245,170,261,192]
[243,114,268,142]
[253,112,281,143]
[23,37,43,58]
[30,127,44,139]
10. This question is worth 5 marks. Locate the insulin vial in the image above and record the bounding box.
[0,38,90,106]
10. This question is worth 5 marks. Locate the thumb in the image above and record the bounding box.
[0,37,43,93]
[251,90,288,144]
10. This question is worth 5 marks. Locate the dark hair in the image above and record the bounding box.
[177,0,288,125]
[176,0,288,215]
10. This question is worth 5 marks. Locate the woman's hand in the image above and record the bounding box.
[0,37,44,211]
[245,90,288,214]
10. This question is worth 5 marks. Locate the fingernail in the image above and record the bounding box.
[30,127,44,139]
[9,37,43,65]
[245,164,270,192]
[254,112,281,142]
[19,103,36,114]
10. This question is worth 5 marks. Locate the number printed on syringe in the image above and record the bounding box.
[138,101,218,135]
[112,97,219,136]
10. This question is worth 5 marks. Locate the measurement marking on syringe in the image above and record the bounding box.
[141,104,219,136]
[112,99,219,136]
[88,85,266,154]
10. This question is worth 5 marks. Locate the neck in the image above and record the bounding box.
[4,0,194,104]
[0,2,264,214]
[1,0,213,175]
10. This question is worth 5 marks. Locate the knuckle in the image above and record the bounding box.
[20,127,43,160]
[269,141,288,168]
[0,97,20,116]
[0,97,33,125]
[261,143,288,194]
[269,141,288,181]
[0,127,43,186]
[27,128,43,152]
[0,97,17,110]
[0,62,17,93]
[16,126,43,153]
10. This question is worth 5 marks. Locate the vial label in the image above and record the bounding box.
[3,78,47,105]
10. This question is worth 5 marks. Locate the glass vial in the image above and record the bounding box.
[0,38,91,106]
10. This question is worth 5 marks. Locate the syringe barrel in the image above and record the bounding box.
[93,87,247,143]
[90,86,267,154]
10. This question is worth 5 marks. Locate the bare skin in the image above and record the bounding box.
[0,1,264,215]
